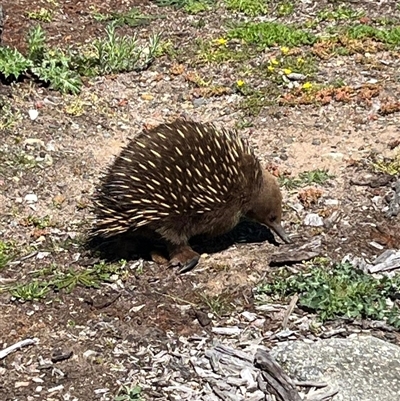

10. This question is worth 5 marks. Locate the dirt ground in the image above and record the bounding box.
[1,0,400,400]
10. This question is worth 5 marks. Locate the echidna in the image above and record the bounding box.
[92,119,291,273]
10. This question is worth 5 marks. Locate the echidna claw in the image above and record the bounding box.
[176,257,200,274]
[168,255,200,274]
[167,247,200,274]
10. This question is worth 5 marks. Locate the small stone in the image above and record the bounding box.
[325,199,339,206]
[192,98,206,107]
[369,241,384,250]
[286,73,306,81]
[322,152,344,160]
[51,349,73,363]
[195,310,212,327]
[83,350,98,359]
[28,109,39,121]
[292,203,304,213]
[211,326,241,336]
[15,381,30,388]
[304,213,324,227]
[48,385,64,393]
[24,193,38,203]
[46,142,56,152]
[36,252,50,260]
[312,139,321,146]
[23,138,45,148]
[241,311,257,322]
[141,93,154,101]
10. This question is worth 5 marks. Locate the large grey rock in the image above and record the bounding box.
[271,335,400,401]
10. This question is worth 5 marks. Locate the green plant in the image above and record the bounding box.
[32,49,82,94]
[27,24,47,62]
[1,23,161,94]
[371,154,400,175]
[257,262,400,327]
[92,7,152,27]
[183,0,211,14]
[0,100,22,130]
[27,7,53,22]
[26,215,53,229]
[197,38,253,64]
[238,91,265,116]
[6,260,127,300]
[317,5,365,22]
[277,1,294,17]
[0,241,14,269]
[0,47,32,79]
[225,0,268,16]
[53,261,126,292]
[1,151,39,172]
[115,385,143,401]
[200,294,231,316]
[151,0,212,11]
[11,281,50,301]
[344,24,400,45]
[264,51,316,85]
[279,169,334,189]
[228,21,317,48]
[89,23,161,75]
[26,25,82,94]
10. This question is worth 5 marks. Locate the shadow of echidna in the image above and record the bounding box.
[86,217,279,265]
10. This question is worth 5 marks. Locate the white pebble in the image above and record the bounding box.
[28,109,39,121]
[24,193,38,203]
[211,326,241,336]
[325,199,339,206]
[304,213,324,227]
[322,152,344,160]
[36,252,50,260]
[241,311,257,322]
[83,350,98,359]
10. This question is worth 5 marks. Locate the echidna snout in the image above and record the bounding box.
[246,170,291,244]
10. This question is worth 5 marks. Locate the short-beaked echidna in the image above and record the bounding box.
[92,119,291,273]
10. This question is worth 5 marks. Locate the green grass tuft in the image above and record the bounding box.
[225,0,267,17]
[92,7,153,27]
[115,385,143,401]
[279,169,334,190]
[228,21,317,48]
[0,241,14,270]
[9,260,127,301]
[344,24,400,45]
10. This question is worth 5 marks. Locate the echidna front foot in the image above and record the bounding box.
[167,245,200,274]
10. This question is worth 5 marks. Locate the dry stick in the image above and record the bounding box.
[7,251,39,266]
[153,290,197,307]
[294,381,328,388]
[254,349,302,401]
[282,293,299,330]
[0,338,38,360]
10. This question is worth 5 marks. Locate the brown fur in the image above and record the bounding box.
[92,119,290,273]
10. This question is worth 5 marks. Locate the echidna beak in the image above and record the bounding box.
[269,222,292,244]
